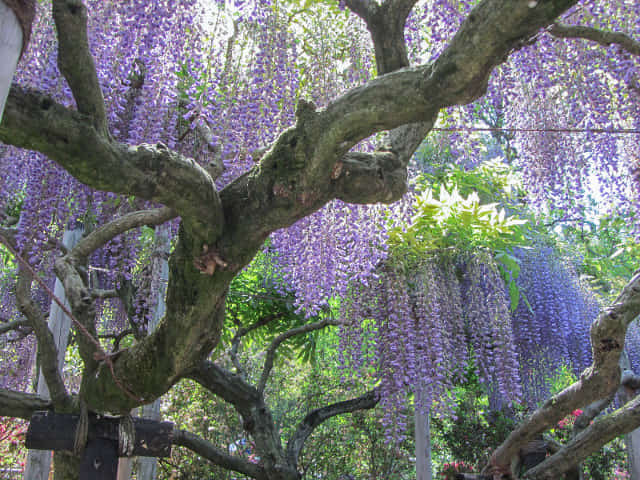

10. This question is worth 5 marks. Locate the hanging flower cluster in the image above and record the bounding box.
[511,244,600,405]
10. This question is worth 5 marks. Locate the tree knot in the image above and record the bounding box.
[295,99,316,122]
[599,338,621,352]
[330,161,343,180]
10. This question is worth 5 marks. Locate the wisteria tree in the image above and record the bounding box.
[1,0,640,479]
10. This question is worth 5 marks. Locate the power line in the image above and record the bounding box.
[431,126,640,135]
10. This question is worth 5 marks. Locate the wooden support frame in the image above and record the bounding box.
[25,411,173,480]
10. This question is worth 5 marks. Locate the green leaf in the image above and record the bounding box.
[495,251,520,279]
[508,280,520,312]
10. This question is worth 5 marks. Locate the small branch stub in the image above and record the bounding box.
[331,161,343,180]
[193,244,229,275]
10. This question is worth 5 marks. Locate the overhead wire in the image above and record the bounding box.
[431,126,640,134]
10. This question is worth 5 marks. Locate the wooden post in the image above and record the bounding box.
[25,411,173,480]
[625,427,640,480]
[24,228,83,480]
[619,352,640,480]
[0,0,22,121]
[0,0,35,121]
[117,455,135,480]
[415,386,432,480]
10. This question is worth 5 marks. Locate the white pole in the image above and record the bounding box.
[24,228,83,480]
[0,0,22,122]
[137,228,170,480]
[620,353,640,480]
[415,386,432,480]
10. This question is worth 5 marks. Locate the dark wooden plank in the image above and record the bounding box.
[455,475,493,480]
[79,438,118,480]
[25,410,75,452]
[25,411,173,457]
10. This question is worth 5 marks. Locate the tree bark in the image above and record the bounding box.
[0,389,50,418]
[0,0,581,416]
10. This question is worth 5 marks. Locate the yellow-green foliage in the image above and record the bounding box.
[388,159,530,310]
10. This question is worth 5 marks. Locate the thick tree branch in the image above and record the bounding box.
[220,0,578,252]
[90,288,118,299]
[76,237,229,413]
[53,256,101,371]
[0,388,52,419]
[230,314,282,377]
[524,392,640,479]
[346,0,418,73]
[346,0,430,188]
[52,0,108,133]
[70,207,176,260]
[344,0,378,23]
[189,361,262,415]
[622,369,640,391]
[331,150,408,204]
[0,318,29,334]
[491,270,640,475]
[549,22,640,57]
[286,388,380,468]
[173,429,266,480]
[358,0,417,74]
[189,361,289,477]
[0,86,222,239]
[15,268,70,409]
[572,395,614,433]
[257,318,341,393]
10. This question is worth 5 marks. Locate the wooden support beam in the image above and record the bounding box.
[26,411,173,458]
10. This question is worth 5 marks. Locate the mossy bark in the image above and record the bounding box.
[53,452,80,480]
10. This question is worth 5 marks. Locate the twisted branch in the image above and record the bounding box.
[257,318,341,393]
[230,313,282,377]
[15,267,70,409]
[286,388,380,468]
[70,207,176,260]
[173,429,266,479]
[0,318,29,335]
[549,22,640,57]
[52,0,108,133]
[0,388,51,419]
